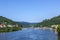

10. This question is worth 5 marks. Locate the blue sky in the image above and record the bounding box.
[0,0,60,23]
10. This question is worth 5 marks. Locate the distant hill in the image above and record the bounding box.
[15,22,31,27]
[16,22,37,28]
[35,15,60,27]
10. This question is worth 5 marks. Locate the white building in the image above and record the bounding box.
[0,23,6,28]
[51,25,58,29]
[7,25,15,27]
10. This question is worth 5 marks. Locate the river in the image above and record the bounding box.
[0,28,58,40]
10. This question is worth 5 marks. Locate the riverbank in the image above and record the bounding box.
[58,35,60,40]
[0,27,22,32]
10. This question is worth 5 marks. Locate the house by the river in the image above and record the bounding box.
[0,22,19,28]
[0,22,6,28]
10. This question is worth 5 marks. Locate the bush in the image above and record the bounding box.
[0,26,22,32]
[57,25,60,32]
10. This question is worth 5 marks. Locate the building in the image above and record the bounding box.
[7,25,15,27]
[7,24,19,27]
[51,25,58,29]
[0,22,6,28]
[0,22,19,28]
[15,24,19,27]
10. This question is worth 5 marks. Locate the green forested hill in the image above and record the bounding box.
[0,16,22,32]
[35,15,60,27]
[0,16,14,24]
[0,16,22,26]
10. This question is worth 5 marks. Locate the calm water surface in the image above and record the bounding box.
[0,28,57,40]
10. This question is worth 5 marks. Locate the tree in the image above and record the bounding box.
[57,25,60,36]
[57,25,60,32]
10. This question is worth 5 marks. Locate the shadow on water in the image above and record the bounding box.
[57,36,60,40]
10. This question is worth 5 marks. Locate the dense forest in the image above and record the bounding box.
[34,15,60,27]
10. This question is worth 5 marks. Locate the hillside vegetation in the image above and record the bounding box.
[35,15,60,27]
[0,16,22,26]
[0,16,22,32]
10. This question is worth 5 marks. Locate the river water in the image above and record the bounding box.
[0,28,57,40]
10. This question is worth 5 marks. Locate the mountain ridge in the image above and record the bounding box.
[34,15,60,27]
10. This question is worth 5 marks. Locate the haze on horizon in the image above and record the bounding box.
[0,0,60,23]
